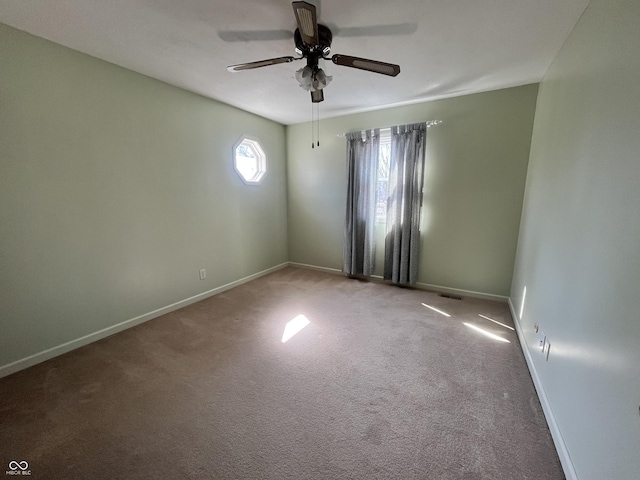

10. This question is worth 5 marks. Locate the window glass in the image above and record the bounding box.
[233,137,266,184]
[375,130,391,222]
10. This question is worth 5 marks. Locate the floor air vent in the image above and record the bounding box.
[439,293,462,300]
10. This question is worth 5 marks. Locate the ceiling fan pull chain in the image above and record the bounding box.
[311,102,315,148]
[317,102,320,147]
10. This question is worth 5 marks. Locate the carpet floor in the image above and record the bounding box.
[0,267,564,479]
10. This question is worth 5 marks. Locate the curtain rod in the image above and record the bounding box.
[337,120,442,137]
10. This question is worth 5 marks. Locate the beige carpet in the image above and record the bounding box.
[0,267,564,479]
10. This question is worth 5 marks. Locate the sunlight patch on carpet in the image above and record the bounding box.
[282,314,310,343]
[478,314,515,331]
[463,322,510,343]
[421,303,451,317]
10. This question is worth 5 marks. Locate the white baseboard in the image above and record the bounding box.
[288,262,508,303]
[0,263,288,379]
[508,298,578,480]
[414,281,508,303]
[287,262,343,275]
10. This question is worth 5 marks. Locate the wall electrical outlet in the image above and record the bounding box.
[199,269,206,280]
[538,330,546,351]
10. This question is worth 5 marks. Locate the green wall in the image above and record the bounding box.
[286,85,538,297]
[510,0,640,478]
[0,24,288,370]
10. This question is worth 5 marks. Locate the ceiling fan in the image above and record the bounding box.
[226,1,401,104]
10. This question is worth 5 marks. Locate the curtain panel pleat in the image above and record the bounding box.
[343,129,380,276]
[384,123,427,285]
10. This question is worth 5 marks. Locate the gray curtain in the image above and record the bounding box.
[384,123,427,285]
[343,129,380,276]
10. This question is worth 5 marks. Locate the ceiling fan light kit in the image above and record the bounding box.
[295,65,332,92]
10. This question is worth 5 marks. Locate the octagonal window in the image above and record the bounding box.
[233,136,266,185]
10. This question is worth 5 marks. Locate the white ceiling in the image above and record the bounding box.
[0,0,589,125]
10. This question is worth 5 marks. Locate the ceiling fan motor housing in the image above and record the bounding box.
[295,24,333,68]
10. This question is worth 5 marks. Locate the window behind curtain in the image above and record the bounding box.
[375,129,391,223]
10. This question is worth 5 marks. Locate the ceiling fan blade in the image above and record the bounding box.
[227,56,296,72]
[311,89,324,103]
[331,54,400,77]
[292,1,319,46]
